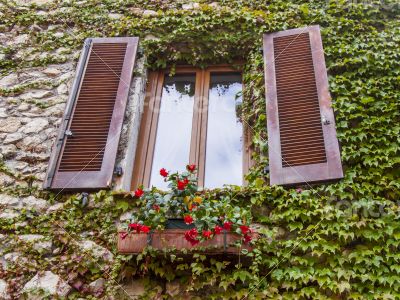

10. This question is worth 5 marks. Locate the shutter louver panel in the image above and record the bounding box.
[274,33,327,168]
[58,43,127,172]
[263,26,343,186]
[44,37,138,191]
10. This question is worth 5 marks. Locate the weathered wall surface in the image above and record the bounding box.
[1,0,399,299]
[0,7,147,296]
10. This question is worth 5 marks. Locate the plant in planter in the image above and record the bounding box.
[120,165,255,248]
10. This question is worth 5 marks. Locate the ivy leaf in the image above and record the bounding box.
[116,200,129,212]
[338,281,350,293]
[234,270,251,283]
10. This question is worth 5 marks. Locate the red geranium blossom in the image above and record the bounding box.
[128,223,141,233]
[223,221,233,231]
[153,204,160,212]
[160,168,168,177]
[189,203,197,212]
[184,228,199,246]
[177,179,188,190]
[243,234,252,244]
[134,188,144,198]
[184,214,194,224]
[140,225,151,233]
[128,223,150,233]
[240,225,250,235]
[186,164,196,172]
[214,225,223,234]
[202,230,213,239]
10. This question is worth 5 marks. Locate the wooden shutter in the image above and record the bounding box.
[44,37,138,190]
[263,25,343,186]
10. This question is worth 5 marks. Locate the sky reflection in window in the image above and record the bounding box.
[149,74,195,189]
[204,73,243,188]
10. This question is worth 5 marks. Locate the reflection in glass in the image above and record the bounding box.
[149,74,196,189]
[204,73,243,188]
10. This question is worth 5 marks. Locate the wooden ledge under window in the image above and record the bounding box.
[117,229,256,254]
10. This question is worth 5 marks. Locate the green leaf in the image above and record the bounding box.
[116,200,129,212]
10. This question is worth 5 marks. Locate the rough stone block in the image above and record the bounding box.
[0,117,21,133]
[20,118,49,134]
[22,271,72,297]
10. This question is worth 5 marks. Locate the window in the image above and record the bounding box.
[131,66,251,190]
[44,26,343,192]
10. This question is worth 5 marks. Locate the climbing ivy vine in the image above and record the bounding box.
[0,0,399,298]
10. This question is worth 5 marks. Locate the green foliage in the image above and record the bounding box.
[0,0,399,299]
[124,168,252,245]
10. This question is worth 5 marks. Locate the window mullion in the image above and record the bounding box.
[189,69,203,172]
[197,69,210,187]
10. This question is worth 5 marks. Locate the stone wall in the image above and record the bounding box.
[0,17,147,298]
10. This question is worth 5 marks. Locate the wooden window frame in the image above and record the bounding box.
[131,65,251,190]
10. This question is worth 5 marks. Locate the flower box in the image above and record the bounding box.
[121,168,256,255]
[117,229,255,254]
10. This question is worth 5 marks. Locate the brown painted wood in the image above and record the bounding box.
[189,69,205,170]
[117,230,255,254]
[263,25,343,186]
[197,69,209,187]
[142,71,164,188]
[45,37,138,190]
[131,71,160,189]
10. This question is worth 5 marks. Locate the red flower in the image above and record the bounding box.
[187,164,196,172]
[128,223,138,230]
[153,204,160,212]
[243,234,252,244]
[184,215,194,224]
[183,178,189,184]
[160,168,168,177]
[177,180,187,190]
[120,232,128,240]
[202,230,213,239]
[223,221,233,231]
[128,223,141,233]
[134,188,144,198]
[214,225,223,234]
[240,225,250,235]
[140,225,151,233]
[189,203,197,212]
[184,228,199,246]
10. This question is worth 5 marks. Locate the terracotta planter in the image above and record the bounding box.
[117,229,255,254]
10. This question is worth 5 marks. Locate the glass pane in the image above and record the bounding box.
[204,73,243,188]
[149,74,196,189]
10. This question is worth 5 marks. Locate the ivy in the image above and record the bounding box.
[0,0,399,298]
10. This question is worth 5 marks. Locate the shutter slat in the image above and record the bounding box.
[58,41,126,172]
[263,26,343,186]
[44,37,138,190]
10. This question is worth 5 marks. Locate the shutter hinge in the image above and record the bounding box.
[264,165,270,174]
[114,166,123,177]
[84,38,92,49]
[65,130,74,137]
[322,116,331,125]
[137,47,144,57]
[81,192,89,207]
